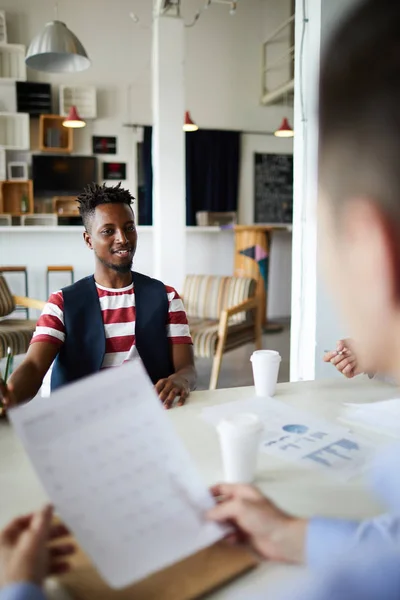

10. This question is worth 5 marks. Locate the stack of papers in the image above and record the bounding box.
[341,399,400,438]
[9,360,224,589]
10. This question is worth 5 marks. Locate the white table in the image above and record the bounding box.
[0,377,396,598]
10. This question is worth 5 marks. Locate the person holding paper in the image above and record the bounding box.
[0,183,196,410]
[0,505,73,600]
[209,0,400,588]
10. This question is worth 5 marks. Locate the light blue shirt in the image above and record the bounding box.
[278,445,400,600]
[307,445,400,567]
[0,583,45,600]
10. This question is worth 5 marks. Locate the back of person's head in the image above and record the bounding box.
[319,0,400,221]
[77,182,134,231]
[318,0,400,378]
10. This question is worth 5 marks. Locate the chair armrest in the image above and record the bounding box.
[13,295,46,310]
[223,296,259,317]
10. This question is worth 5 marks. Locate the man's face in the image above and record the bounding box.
[84,203,137,273]
[318,188,397,375]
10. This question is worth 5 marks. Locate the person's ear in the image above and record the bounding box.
[83,230,93,250]
[344,198,400,305]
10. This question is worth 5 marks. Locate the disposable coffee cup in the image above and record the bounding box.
[250,350,281,397]
[217,413,263,483]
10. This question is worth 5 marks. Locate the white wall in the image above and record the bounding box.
[1,0,293,186]
[1,0,294,318]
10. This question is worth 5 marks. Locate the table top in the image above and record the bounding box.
[0,376,396,598]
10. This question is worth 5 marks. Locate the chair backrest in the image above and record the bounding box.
[0,275,16,318]
[182,275,257,322]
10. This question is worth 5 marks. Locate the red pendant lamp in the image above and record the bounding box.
[274,117,294,138]
[183,110,198,132]
[63,105,86,128]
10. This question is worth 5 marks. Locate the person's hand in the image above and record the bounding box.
[323,339,363,378]
[207,484,307,563]
[155,374,190,409]
[0,380,17,412]
[0,505,74,588]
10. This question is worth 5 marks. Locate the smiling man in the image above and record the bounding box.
[0,183,196,408]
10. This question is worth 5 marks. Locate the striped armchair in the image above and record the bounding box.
[182,275,262,390]
[0,275,45,359]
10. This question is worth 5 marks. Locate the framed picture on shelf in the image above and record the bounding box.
[92,136,117,155]
[103,162,126,180]
[8,162,28,181]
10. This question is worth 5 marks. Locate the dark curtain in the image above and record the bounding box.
[185,129,240,226]
[139,127,240,226]
[139,125,153,225]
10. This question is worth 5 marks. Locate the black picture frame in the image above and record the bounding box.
[103,162,127,180]
[92,136,117,155]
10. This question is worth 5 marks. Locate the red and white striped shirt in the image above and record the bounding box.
[31,282,192,368]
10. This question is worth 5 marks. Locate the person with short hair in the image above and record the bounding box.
[208,0,400,593]
[0,183,196,409]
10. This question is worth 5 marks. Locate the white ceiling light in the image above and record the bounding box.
[25,20,90,73]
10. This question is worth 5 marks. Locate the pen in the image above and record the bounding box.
[4,347,12,383]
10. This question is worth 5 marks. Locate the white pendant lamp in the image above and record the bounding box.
[25,20,90,73]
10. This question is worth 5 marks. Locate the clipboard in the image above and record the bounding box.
[58,537,258,600]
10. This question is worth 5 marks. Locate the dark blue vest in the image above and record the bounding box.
[51,271,174,391]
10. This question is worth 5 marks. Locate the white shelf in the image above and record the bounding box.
[0,11,7,44]
[0,113,30,149]
[0,44,26,81]
[59,85,97,119]
[0,148,5,180]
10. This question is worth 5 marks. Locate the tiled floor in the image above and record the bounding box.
[195,321,291,390]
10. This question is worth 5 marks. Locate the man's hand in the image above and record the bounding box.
[0,380,17,415]
[323,338,363,378]
[155,374,190,409]
[0,505,74,588]
[207,484,307,563]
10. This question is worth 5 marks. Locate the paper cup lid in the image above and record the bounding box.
[217,412,263,435]
[250,350,281,362]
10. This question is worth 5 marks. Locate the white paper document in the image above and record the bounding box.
[202,397,376,480]
[9,361,223,589]
[341,398,400,438]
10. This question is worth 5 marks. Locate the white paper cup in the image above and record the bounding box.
[250,350,281,397]
[217,413,263,483]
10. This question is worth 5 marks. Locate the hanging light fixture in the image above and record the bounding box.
[63,105,86,128]
[274,117,294,138]
[25,20,90,73]
[183,111,198,132]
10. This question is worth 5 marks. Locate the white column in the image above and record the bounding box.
[290,0,363,381]
[152,12,186,292]
[290,0,321,382]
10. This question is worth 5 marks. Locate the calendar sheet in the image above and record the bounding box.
[9,360,224,589]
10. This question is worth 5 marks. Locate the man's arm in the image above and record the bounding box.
[0,342,59,406]
[156,344,197,409]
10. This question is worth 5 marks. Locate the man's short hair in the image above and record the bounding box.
[77,182,135,231]
[319,0,400,221]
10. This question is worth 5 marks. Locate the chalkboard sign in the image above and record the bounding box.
[254,153,293,223]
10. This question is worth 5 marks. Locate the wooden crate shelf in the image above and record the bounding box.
[0,113,30,149]
[59,85,96,119]
[53,195,79,216]
[39,114,73,153]
[0,180,33,215]
[0,44,26,81]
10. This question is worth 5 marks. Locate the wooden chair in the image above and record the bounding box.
[182,275,262,390]
[0,275,45,359]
